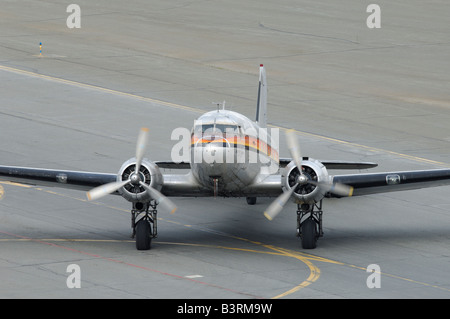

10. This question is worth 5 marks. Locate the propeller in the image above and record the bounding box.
[86,128,177,214]
[286,129,303,172]
[308,180,353,197]
[263,130,353,220]
[135,127,149,175]
[264,183,299,221]
[139,181,177,214]
[86,179,130,201]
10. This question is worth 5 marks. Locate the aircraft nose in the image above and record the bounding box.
[192,136,232,164]
[203,142,226,164]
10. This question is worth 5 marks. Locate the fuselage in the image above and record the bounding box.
[190,109,279,195]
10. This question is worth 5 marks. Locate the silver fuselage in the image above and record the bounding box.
[190,110,279,195]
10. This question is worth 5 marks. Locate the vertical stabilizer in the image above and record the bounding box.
[256,64,267,127]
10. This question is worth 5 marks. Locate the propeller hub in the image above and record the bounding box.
[130,172,142,185]
[297,174,309,185]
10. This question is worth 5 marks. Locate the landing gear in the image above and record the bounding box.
[246,197,257,205]
[297,200,323,249]
[135,219,152,250]
[131,201,158,250]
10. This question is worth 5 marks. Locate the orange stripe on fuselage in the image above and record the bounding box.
[191,135,279,162]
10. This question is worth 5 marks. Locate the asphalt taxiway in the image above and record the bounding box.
[1,0,450,298]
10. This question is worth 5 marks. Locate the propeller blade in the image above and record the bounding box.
[309,180,354,197]
[285,129,302,172]
[264,183,298,221]
[139,181,177,214]
[135,127,149,174]
[87,179,130,201]
[325,182,354,197]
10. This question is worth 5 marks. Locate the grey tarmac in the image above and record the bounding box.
[1,1,450,298]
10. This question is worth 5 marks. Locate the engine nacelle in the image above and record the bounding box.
[282,158,330,204]
[117,158,163,203]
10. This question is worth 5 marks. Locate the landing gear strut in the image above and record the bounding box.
[297,200,323,249]
[131,201,158,250]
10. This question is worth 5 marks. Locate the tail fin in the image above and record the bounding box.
[256,64,267,127]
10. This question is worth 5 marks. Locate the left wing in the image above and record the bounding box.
[279,158,378,170]
[331,169,450,196]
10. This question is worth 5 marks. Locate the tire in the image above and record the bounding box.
[301,218,318,249]
[246,197,257,205]
[135,219,152,250]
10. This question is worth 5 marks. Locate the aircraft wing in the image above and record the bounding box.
[2,165,450,199]
[0,165,117,191]
[279,158,378,170]
[0,164,207,197]
[154,161,191,169]
[331,169,450,196]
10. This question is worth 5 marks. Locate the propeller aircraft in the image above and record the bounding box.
[2,65,450,250]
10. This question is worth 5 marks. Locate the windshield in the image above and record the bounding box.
[194,123,238,136]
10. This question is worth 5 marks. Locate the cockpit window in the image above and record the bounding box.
[194,124,214,134]
[215,124,238,135]
[194,124,238,136]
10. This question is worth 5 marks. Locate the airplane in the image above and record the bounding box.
[2,64,450,250]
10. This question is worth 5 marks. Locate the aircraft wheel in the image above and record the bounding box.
[135,219,152,250]
[301,218,318,249]
[246,197,257,205]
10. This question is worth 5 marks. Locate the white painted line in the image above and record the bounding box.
[185,275,204,279]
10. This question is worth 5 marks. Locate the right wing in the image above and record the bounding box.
[0,164,208,197]
[0,165,116,191]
